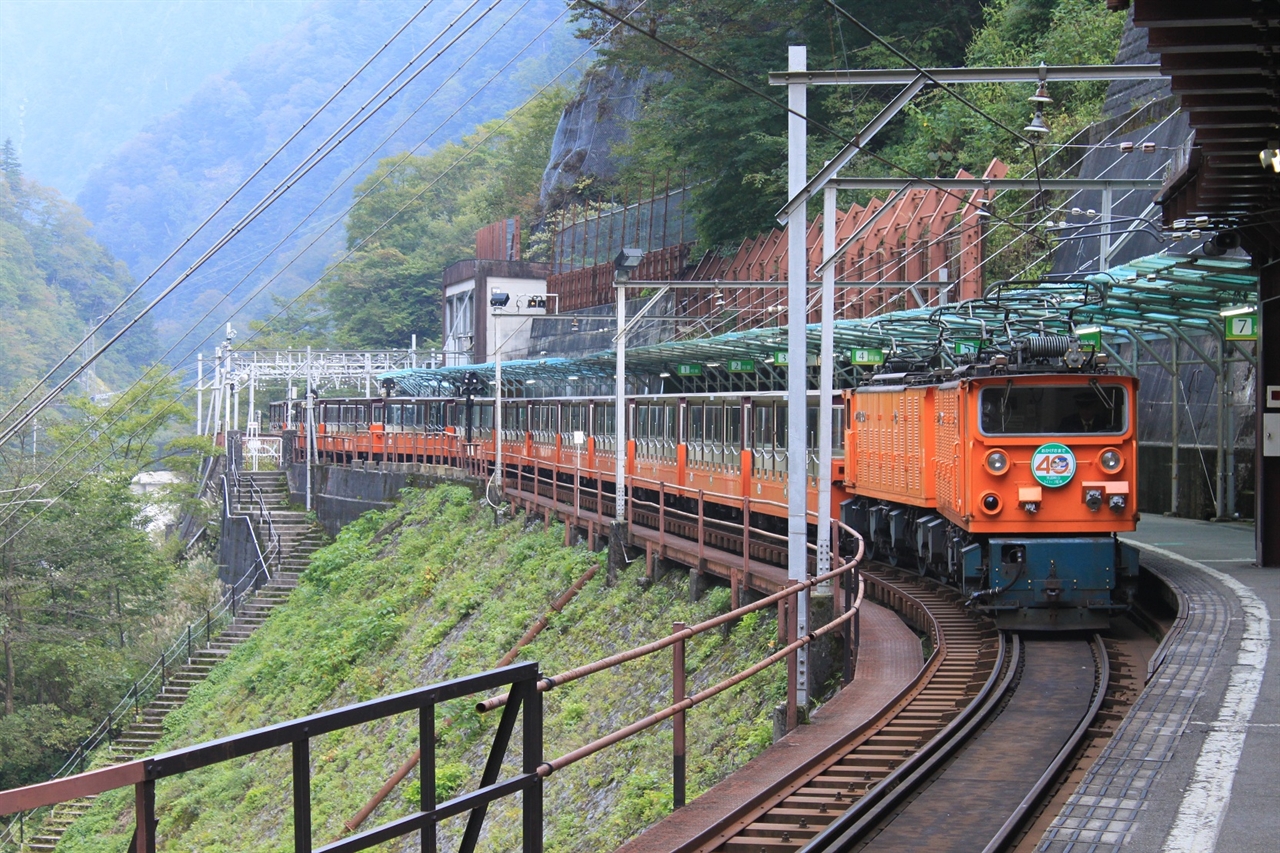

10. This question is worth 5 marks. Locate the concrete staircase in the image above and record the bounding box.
[20,471,325,853]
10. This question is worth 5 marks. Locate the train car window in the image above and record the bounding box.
[689,405,704,442]
[593,404,614,437]
[754,405,772,449]
[979,384,1128,435]
[705,405,723,446]
[372,404,384,425]
[833,405,845,452]
[636,405,649,438]
[726,406,742,449]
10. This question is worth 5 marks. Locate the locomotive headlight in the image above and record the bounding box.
[980,492,1003,515]
[1098,448,1123,473]
[984,449,1010,475]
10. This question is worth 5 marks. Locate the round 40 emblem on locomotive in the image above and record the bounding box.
[1031,442,1076,487]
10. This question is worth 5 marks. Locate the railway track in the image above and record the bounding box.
[688,568,999,852]
[696,568,1110,853]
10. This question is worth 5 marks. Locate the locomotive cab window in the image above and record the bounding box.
[979,384,1127,435]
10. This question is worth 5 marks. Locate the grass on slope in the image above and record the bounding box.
[58,484,784,852]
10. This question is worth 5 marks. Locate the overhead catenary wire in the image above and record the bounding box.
[573,0,1042,244]
[0,0,560,517]
[0,0,441,445]
[0,0,558,519]
[0,0,499,453]
[0,3,652,548]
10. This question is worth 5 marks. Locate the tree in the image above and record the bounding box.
[317,84,572,349]
[0,139,20,192]
[570,0,988,249]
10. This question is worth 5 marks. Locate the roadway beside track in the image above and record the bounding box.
[1037,516,1276,853]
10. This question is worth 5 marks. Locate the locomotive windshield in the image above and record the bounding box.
[979,383,1127,435]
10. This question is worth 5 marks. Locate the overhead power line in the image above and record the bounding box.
[572,0,1041,243]
[0,3,651,548]
[0,0,496,452]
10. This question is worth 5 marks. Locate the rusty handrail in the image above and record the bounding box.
[536,574,865,778]
[477,528,865,714]
[339,563,601,837]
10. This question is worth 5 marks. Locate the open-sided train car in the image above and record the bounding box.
[279,334,1139,630]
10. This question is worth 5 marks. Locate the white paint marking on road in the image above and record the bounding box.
[1129,541,1270,853]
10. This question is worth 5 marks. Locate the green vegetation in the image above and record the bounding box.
[0,146,214,790]
[572,0,989,248]
[0,368,220,790]
[58,485,785,852]
[251,84,572,352]
[571,0,1122,268]
[0,148,157,392]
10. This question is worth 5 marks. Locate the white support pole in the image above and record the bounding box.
[817,187,836,581]
[305,346,314,512]
[233,381,241,434]
[494,313,504,502]
[247,364,255,432]
[786,44,809,708]
[616,279,627,521]
[1099,187,1113,270]
[224,347,233,438]
[196,353,204,436]
[211,347,222,440]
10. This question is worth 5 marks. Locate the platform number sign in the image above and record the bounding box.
[727,359,755,373]
[851,348,885,366]
[954,339,981,356]
[1031,442,1076,487]
[1225,314,1257,341]
[676,363,703,377]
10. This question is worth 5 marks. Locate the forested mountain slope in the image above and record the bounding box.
[0,0,310,198]
[0,153,157,393]
[74,0,580,348]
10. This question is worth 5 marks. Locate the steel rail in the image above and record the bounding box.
[980,633,1111,853]
[801,632,1018,852]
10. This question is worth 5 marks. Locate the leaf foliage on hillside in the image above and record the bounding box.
[569,0,1121,261]
[59,485,785,852]
[0,156,158,392]
[570,0,988,249]
[255,84,571,351]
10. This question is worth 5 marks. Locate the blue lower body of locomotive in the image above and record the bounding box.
[964,536,1141,630]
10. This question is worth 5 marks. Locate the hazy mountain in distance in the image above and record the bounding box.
[0,0,312,197]
[73,0,580,353]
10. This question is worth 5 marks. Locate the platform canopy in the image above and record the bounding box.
[381,252,1257,398]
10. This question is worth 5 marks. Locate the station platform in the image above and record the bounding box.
[615,600,922,853]
[1037,516,1276,853]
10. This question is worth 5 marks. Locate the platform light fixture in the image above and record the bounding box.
[1220,305,1255,317]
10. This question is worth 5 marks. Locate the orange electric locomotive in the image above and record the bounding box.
[841,336,1140,629]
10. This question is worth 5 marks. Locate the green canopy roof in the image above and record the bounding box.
[383,253,1256,398]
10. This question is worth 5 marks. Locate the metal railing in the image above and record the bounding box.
[0,665,544,853]
[0,462,286,849]
[226,459,282,579]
